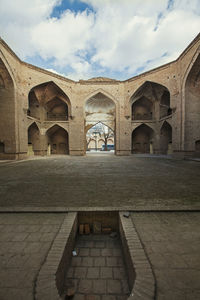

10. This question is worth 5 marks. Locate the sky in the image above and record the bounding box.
[0,0,200,81]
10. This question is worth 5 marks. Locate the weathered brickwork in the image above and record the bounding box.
[0,34,200,159]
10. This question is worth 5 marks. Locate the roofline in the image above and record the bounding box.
[123,32,200,83]
[0,37,75,84]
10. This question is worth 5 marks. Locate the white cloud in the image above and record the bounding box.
[0,0,200,80]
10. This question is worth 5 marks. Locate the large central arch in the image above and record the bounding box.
[84,91,116,154]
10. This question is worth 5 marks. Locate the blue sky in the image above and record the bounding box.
[51,0,93,17]
[0,0,200,81]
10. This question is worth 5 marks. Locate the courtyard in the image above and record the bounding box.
[0,154,200,210]
[0,155,200,300]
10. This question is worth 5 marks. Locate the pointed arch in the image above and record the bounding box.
[46,124,69,155]
[86,121,115,152]
[28,120,40,133]
[160,121,172,154]
[129,81,170,104]
[0,57,16,158]
[28,122,40,156]
[130,81,171,122]
[132,124,154,154]
[28,81,71,118]
[183,49,200,152]
[84,88,117,105]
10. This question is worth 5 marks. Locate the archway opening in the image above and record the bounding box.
[28,123,40,156]
[0,58,15,158]
[132,124,154,154]
[47,125,69,155]
[28,81,71,122]
[185,53,200,152]
[45,97,68,121]
[160,121,172,154]
[130,81,171,121]
[85,92,116,154]
[86,122,115,152]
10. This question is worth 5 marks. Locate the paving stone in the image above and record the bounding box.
[102,296,117,300]
[94,241,105,248]
[101,248,113,256]
[74,267,87,278]
[90,248,101,256]
[100,267,113,279]
[107,280,122,294]
[106,257,118,267]
[78,279,93,293]
[82,257,94,267]
[87,267,100,278]
[113,267,126,279]
[73,294,85,300]
[94,257,106,267]
[86,295,101,300]
[72,257,82,267]
[79,248,90,256]
[93,279,107,294]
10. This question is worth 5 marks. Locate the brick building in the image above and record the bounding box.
[0,33,199,159]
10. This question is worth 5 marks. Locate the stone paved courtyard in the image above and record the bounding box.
[132,212,200,300]
[0,213,65,300]
[0,155,200,299]
[0,154,200,209]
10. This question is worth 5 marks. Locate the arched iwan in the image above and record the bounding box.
[46,125,69,155]
[0,58,16,159]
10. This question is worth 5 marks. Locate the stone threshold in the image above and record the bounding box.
[0,206,200,212]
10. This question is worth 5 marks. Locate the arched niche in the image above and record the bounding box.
[28,122,40,156]
[132,124,154,154]
[132,96,153,120]
[185,53,200,151]
[160,121,172,154]
[28,81,71,120]
[45,97,68,121]
[0,58,15,157]
[46,125,69,155]
[130,81,171,121]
